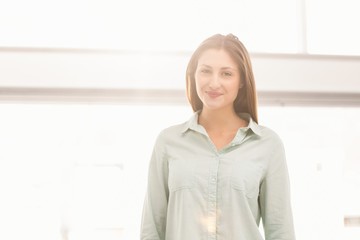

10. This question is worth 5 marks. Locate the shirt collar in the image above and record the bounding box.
[181,111,262,136]
[238,112,262,136]
[181,111,203,134]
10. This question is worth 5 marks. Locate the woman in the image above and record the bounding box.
[141,33,296,240]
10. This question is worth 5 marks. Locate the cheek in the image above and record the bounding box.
[195,79,203,97]
[226,81,241,98]
[231,78,242,92]
[194,75,205,91]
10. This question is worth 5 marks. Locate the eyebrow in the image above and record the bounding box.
[199,64,237,71]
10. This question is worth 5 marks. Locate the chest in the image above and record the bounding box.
[166,145,266,197]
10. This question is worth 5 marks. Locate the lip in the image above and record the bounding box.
[206,91,223,98]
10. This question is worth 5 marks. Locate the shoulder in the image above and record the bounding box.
[256,124,285,149]
[156,121,188,142]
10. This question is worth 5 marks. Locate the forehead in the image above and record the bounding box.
[197,49,237,68]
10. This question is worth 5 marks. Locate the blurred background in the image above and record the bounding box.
[0,0,359,239]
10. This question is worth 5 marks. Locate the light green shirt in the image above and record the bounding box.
[141,112,295,240]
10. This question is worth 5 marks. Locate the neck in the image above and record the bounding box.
[199,108,246,131]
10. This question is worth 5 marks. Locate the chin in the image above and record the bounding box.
[203,101,234,112]
[203,104,228,111]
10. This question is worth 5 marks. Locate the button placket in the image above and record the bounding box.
[207,155,220,239]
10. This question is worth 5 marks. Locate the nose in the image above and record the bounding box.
[209,73,221,89]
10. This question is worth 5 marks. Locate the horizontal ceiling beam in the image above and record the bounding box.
[1,87,360,107]
[1,49,360,93]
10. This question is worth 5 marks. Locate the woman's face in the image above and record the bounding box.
[195,49,242,112]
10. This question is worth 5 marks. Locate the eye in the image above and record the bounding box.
[199,68,211,74]
[222,71,233,77]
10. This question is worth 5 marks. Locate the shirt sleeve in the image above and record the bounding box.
[140,133,169,240]
[259,136,296,240]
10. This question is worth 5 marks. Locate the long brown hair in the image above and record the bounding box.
[185,33,258,123]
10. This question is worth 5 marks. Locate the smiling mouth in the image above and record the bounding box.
[206,91,223,98]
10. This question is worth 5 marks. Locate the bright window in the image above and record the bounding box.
[0,0,298,53]
[1,0,359,55]
[306,0,360,55]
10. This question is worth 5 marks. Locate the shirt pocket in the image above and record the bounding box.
[230,164,263,199]
[231,178,258,198]
[168,158,195,193]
